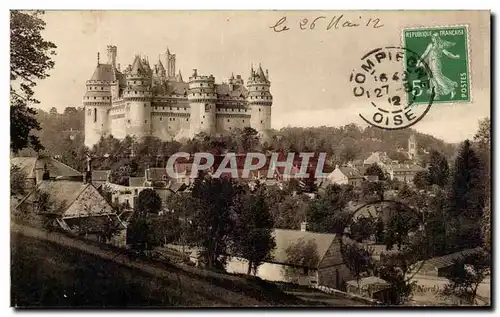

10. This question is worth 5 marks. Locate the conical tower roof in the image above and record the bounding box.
[129,55,147,77]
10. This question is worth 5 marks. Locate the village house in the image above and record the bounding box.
[91,170,111,188]
[346,276,392,303]
[225,227,353,289]
[324,165,365,188]
[11,156,83,190]
[410,248,491,305]
[13,179,127,247]
[386,164,426,183]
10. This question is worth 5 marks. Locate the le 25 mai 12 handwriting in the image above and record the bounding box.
[270,15,384,33]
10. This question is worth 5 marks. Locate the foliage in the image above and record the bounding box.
[340,242,373,287]
[364,163,386,181]
[384,204,421,251]
[269,193,309,230]
[188,175,240,270]
[136,188,162,215]
[360,181,385,202]
[306,184,356,234]
[412,171,429,189]
[127,213,156,254]
[350,215,377,242]
[441,249,490,305]
[10,10,57,153]
[11,164,27,196]
[231,186,276,275]
[448,140,485,250]
[282,239,320,283]
[426,150,450,187]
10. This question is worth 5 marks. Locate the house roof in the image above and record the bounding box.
[364,152,391,164]
[419,247,483,273]
[11,156,82,179]
[215,83,248,99]
[271,229,337,267]
[92,170,111,181]
[338,166,364,179]
[63,214,126,234]
[346,276,391,289]
[389,164,426,173]
[145,168,168,181]
[129,176,145,187]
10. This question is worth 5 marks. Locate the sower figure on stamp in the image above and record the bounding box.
[417,33,460,100]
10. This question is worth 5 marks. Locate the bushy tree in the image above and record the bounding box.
[282,239,320,283]
[448,140,485,249]
[341,242,373,288]
[10,10,57,153]
[231,186,276,275]
[426,150,450,187]
[442,249,490,305]
[412,171,429,189]
[10,165,26,196]
[136,189,162,215]
[364,163,386,181]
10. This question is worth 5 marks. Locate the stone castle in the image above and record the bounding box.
[84,45,273,148]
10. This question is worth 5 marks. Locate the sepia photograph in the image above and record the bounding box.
[9,9,491,308]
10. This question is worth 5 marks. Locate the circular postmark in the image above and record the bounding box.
[349,46,435,130]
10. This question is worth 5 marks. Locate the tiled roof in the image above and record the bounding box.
[64,214,126,234]
[389,164,426,172]
[11,156,82,179]
[145,168,168,181]
[419,247,483,273]
[129,177,145,187]
[215,84,248,99]
[130,55,147,76]
[346,276,390,289]
[90,63,115,81]
[271,229,337,267]
[92,170,111,181]
[339,166,364,179]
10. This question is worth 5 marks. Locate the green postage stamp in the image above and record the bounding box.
[403,25,470,104]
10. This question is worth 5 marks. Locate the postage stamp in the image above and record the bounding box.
[403,25,471,104]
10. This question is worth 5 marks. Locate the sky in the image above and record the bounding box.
[33,10,490,143]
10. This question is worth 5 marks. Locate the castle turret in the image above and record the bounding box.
[123,55,152,139]
[166,48,176,79]
[188,69,217,137]
[408,134,417,160]
[247,63,272,139]
[83,52,113,148]
[106,45,117,69]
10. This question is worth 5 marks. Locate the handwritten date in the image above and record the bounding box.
[270,15,384,33]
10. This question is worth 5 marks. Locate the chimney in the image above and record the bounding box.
[84,156,92,184]
[300,221,308,232]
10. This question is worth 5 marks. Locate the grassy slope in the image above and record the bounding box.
[11,231,323,308]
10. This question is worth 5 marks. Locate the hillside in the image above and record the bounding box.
[11,223,365,308]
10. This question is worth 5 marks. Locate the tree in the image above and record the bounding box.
[364,163,386,181]
[442,249,490,305]
[350,215,376,242]
[282,239,320,283]
[231,187,276,275]
[341,242,373,288]
[426,150,450,187]
[360,181,385,202]
[448,140,485,249]
[10,165,26,196]
[270,194,308,230]
[10,10,57,153]
[412,171,429,189]
[136,189,162,215]
[188,175,240,270]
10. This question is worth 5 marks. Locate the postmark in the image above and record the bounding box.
[350,46,435,130]
[403,25,470,104]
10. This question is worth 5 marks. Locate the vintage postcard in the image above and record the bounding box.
[10,10,491,308]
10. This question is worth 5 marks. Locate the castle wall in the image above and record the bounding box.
[216,112,251,133]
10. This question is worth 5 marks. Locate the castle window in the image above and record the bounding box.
[261,120,263,124]
[259,108,261,112]
[162,107,165,110]
[201,121,204,125]
[160,117,163,121]
[93,108,97,123]
[145,120,148,124]
[184,107,186,110]
[101,87,103,90]
[169,107,172,110]
[186,118,189,121]
[177,107,179,110]
[173,118,175,121]
[134,81,136,84]
[94,97,96,100]
[203,116,205,119]
[227,119,230,123]
[128,120,130,123]
[144,103,147,107]
[243,120,245,123]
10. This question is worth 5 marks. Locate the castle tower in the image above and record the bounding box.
[166,48,176,78]
[123,55,152,139]
[248,64,272,139]
[106,45,117,69]
[188,69,217,138]
[408,134,417,160]
[84,52,113,148]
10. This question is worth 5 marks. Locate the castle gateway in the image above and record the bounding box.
[84,46,273,148]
